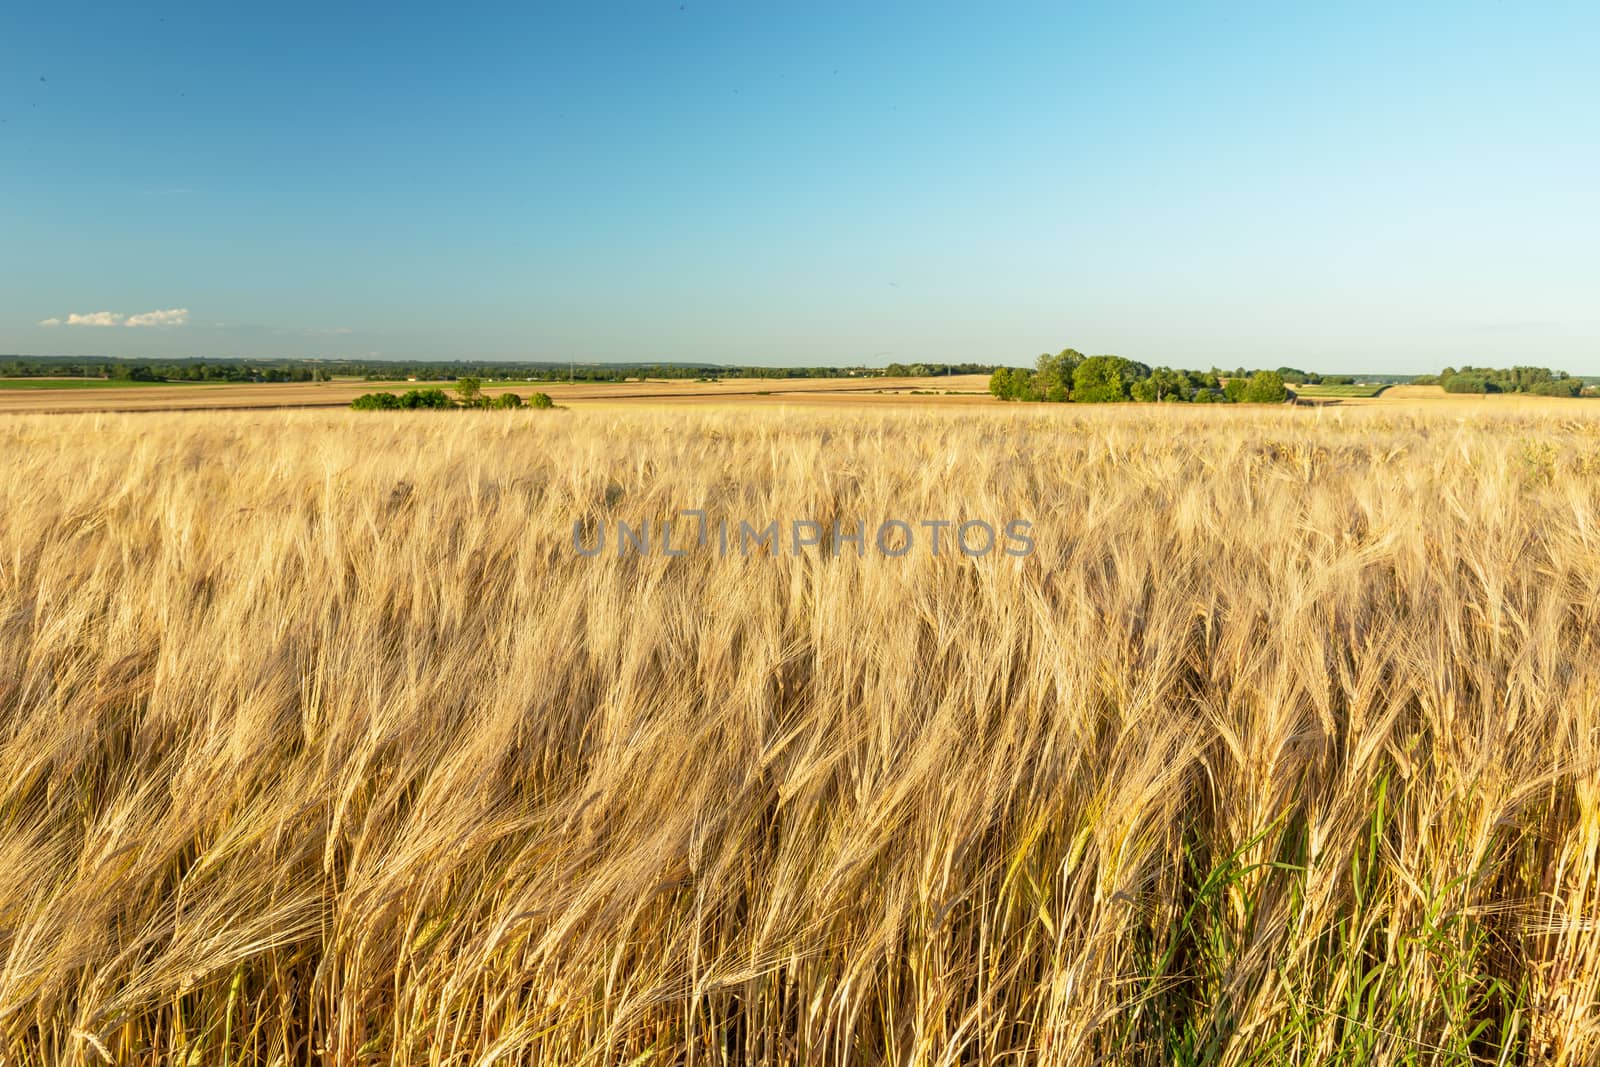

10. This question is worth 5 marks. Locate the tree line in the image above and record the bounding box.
[988,351,1292,404]
[0,356,994,383]
[1412,365,1588,397]
[10,353,1588,398]
[0,359,332,382]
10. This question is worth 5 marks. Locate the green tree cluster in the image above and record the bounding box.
[349,388,454,410]
[883,362,993,377]
[350,385,559,412]
[989,350,1292,405]
[1436,365,1583,396]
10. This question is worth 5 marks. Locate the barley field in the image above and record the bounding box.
[1,403,1598,1065]
[0,375,995,416]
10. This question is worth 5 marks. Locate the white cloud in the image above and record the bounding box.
[124,307,189,327]
[45,307,191,328]
[67,311,126,327]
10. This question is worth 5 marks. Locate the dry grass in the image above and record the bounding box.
[1,403,1598,1065]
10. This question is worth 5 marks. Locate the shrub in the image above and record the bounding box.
[401,388,452,409]
[527,392,555,409]
[351,392,403,410]
[355,387,531,412]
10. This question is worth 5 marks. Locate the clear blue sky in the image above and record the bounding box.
[3,2,1596,372]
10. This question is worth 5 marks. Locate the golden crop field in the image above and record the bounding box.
[2,401,1598,1065]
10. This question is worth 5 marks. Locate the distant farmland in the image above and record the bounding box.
[1293,382,1391,398]
[0,375,996,414]
[0,377,205,390]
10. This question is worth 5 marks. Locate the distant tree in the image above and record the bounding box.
[351,392,403,410]
[491,391,524,408]
[1530,378,1583,397]
[527,391,555,409]
[1131,366,1198,403]
[1443,375,1495,394]
[1241,370,1290,403]
[988,367,1037,401]
[400,388,453,408]
[1034,349,1081,402]
[1072,356,1149,403]
[454,377,483,405]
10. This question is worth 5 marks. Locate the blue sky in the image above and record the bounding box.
[2,2,1596,372]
